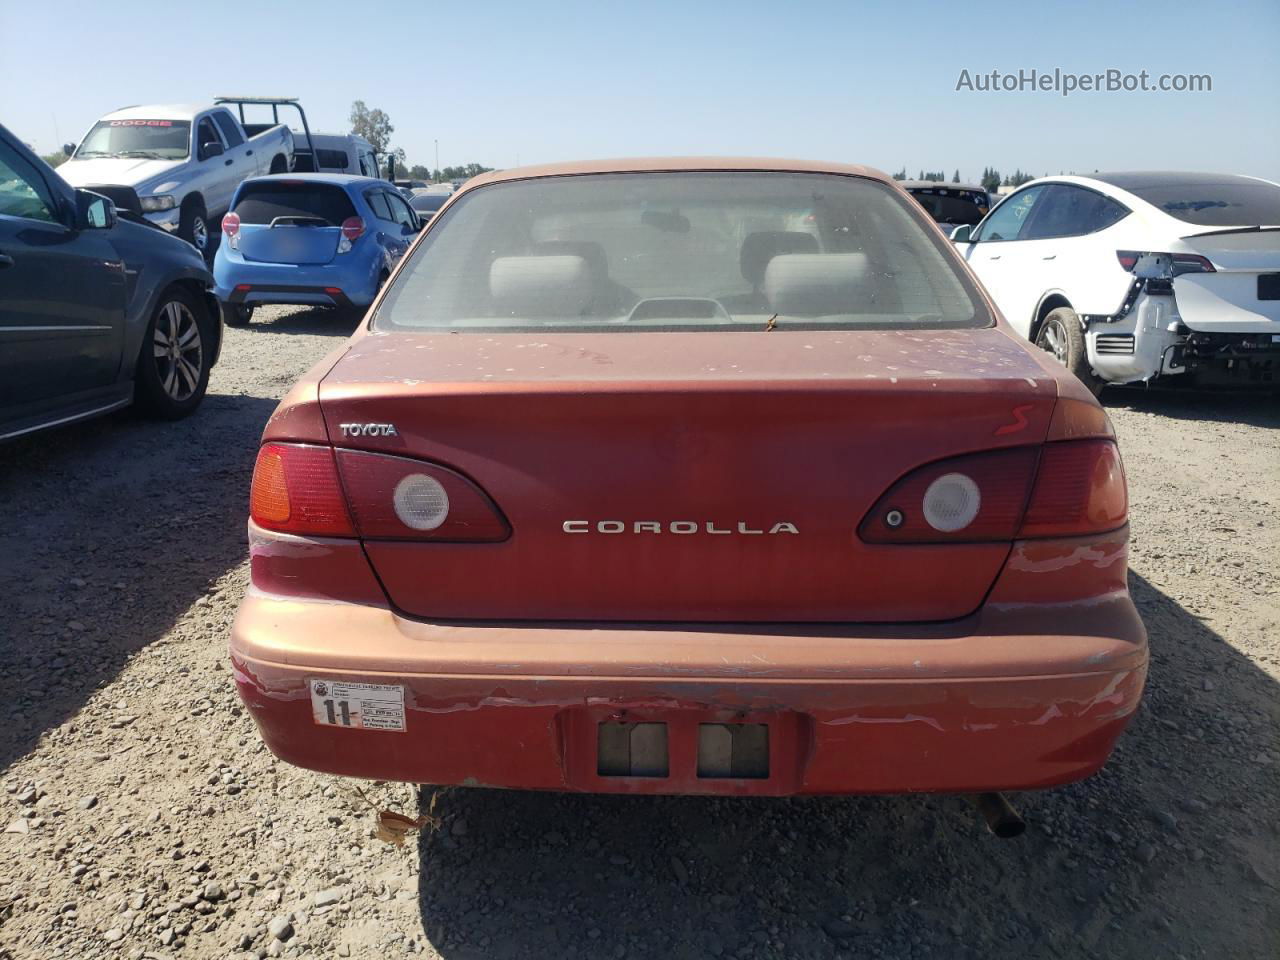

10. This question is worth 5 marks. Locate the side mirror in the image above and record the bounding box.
[75,190,117,230]
[63,143,76,157]
[950,224,973,243]
[201,141,224,161]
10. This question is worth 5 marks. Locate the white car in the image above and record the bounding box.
[951,172,1280,390]
[60,103,295,254]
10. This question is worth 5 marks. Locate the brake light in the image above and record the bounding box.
[221,212,240,236]
[859,440,1127,544]
[250,443,354,536]
[1117,250,1215,276]
[336,450,509,541]
[1018,440,1127,538]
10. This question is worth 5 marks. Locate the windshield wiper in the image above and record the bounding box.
[117,151,166,159]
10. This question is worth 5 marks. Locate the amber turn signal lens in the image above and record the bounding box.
[250,448,290,524]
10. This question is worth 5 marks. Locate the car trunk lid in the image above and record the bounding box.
[231,180,355,266]
[237,223,341,265]
[1175,227,1280,331]
[318,327,1060,622]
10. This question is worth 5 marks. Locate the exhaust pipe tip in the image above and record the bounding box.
[971,792,1026,839]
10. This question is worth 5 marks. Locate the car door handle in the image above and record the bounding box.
[988,254,1002,261]
[246,149,253,156]
[1041,254,1057,260]
[0,253,13,268]
[224,158,233,166]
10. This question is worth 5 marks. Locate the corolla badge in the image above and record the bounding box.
[563,520,799,535]
[339,423,399,437]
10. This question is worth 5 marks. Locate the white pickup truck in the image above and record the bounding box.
[60,103,295,255]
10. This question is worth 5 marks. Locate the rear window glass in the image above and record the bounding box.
[907,188,989,226]
[233,182,356,225]
[1129,180,1280,227]
[375,172,987,333]
[315,148,351,170]
[410,193,447,213]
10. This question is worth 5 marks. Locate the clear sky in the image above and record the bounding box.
[2,0,1277,181]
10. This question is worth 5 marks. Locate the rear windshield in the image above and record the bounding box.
[78,120,191,160]
[1130,179,1280,227]
[232,182,357,225]
[410,193,447,213]
[375,172,986,332]
[907,188,989,226]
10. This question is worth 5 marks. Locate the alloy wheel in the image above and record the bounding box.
[1036,319,1069,364]
[152,300,204,401]
[191,216,208,251]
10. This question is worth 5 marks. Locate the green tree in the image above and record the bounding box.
[349,101,395,154]
[980,167,1001,193]
[891,167,907,181]
[952,169,960,183]
[41,151,67,169]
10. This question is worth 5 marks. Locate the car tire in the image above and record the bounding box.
[269,155,288,174]
[179,198,210,256]
[221,302,254,327]
[1035,307,1104,396]
[135,286,215,420]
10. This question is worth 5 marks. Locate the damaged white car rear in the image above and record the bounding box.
[953,172,1280,391]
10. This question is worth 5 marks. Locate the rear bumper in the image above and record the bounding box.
[213,258,378,308]
[230,587,1148,796]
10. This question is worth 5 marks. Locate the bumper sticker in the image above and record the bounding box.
[310,680,405,732]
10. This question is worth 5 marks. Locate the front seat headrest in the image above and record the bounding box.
[763,253,871,317]
[740,231,819,287]
[489,255,593,318]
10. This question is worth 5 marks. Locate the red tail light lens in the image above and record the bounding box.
[336,450,509,541]
[1019,440,1127,538]
[340,217,365,241]
[250,443,354,537]
[860,440,1127,544]
[221,212,240,236]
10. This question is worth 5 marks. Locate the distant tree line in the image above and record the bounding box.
[350,101,493,183]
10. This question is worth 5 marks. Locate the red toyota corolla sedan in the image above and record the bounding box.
[230,159,1146,801]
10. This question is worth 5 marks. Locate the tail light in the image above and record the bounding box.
[250,443,354,537]
[249,443,507,541]
[337,216,365,254]
[1117,250,1215,276]
[859,440,1126,544]
[221,211,241,251]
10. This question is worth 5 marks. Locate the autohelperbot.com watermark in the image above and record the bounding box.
[955,68,1212,97]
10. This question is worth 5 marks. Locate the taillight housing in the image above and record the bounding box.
[249,443,508,542]
[336,450,509,541]
[337,216,365,254]
[859,440,1126,544]
[1117,250,1215,276]
[250,443,354,537]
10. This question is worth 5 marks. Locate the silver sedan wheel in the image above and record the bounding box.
[1036,317,1069,364]
[152,300,204,401]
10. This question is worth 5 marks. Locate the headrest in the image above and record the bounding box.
[740,231,819,286]
[763,253,871,317]
[489,255,593,317]
[533,240,609,280]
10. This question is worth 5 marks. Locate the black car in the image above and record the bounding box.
[900,180,991,231]
[408,191,448,223]
[0,122,221,441]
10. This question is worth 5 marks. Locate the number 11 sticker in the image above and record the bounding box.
[309,680,406,732]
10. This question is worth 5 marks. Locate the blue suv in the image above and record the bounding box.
[213,174,422,325]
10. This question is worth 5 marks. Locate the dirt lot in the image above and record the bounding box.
[1,306,1276,960]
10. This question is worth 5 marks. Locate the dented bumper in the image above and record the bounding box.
[230,535,1147,796]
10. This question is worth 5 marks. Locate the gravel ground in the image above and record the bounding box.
[1,305,1276,960]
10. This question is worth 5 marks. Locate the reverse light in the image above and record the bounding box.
[139,194,177,212]
[392,474,450,530]
[337,216,365,254]
[922,473,981,532]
